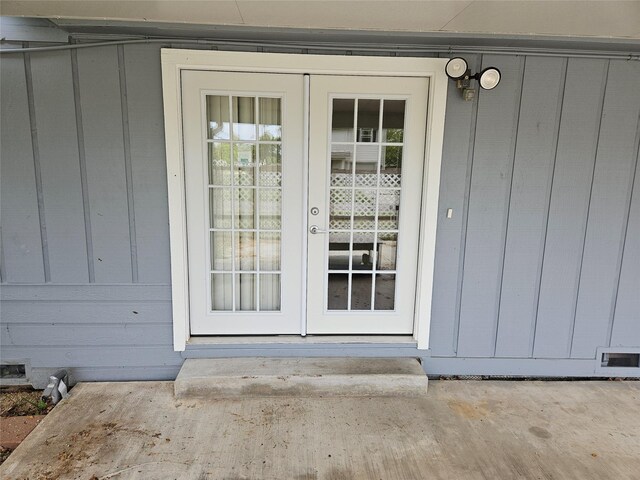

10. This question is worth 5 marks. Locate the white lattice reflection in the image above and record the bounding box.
[354,145,378,183]
[208,143,231,185]
[207,95,282,312]
[327,98,405,311]
[259,144,282,186]
[330,144,354,186]
[233,144,256,186]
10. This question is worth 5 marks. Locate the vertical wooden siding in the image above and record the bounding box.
[1,44,639,379]
[430,54,640,360]
[1,53,44,283]
[0,45,176,378]
[456,54,525,358]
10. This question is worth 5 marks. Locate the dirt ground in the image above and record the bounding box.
[0,387,52,466]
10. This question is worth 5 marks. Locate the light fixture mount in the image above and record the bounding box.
[445,57,502,101]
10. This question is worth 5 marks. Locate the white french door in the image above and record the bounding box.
[182,71,304,334]
[306,76,429,333]
[182,70,428,336]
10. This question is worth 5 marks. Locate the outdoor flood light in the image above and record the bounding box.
[478,67,501,90]
[445,57,468,79]
[445,57,502,101]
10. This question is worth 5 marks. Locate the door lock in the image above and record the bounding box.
[310,207,319,215]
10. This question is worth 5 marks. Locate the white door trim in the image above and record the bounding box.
[161,49,448,351]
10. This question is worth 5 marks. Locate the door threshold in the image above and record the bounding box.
[187,335,417,346]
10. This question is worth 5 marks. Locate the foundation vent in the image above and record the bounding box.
[0,363,26,379]
[601,353,640,368]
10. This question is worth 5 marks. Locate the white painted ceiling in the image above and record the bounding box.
[1,1,639,40]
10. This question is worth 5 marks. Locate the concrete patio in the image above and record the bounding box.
[1,380,639,479]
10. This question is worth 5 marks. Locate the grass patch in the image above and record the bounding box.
[0,387,51,417]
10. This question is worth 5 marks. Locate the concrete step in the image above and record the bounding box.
[174,357,428,398]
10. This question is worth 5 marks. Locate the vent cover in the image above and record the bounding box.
[601,353,640,368]
[0,363,26,379]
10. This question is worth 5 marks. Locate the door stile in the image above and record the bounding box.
[301,74,310,336]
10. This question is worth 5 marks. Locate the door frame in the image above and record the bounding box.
[161,49,449,351]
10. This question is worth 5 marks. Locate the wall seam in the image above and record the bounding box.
[607,106,640,347]
[117,45,139,283]
[2,300,171,304]
[3,322,172,327]
[3,344,177,349]
[530,57,569,357]
[23,48,51,283]
[493,55,527,356]
[568,59,610,358]
[453,54,482,356]
[0,226,6,282]
[70,48,95,283]
[60,365,181,371]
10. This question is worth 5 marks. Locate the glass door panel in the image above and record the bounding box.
[326,98,403,312]
[307,75,429,334]
[183,70,304,335]
[207,95,282,312]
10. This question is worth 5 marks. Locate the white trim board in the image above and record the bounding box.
[161,49,448,351]
[188,335,417,346]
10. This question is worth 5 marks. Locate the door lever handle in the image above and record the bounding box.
[309,225,326,234]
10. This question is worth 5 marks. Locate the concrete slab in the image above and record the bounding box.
[175,357,428,398]
[1,380,639,479]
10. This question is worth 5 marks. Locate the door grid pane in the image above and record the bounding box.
[327,98,404,311]
[207,95,282,311]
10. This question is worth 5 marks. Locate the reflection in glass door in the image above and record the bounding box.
[206,95,283,312]
[182,70,304,335]
[327,98,405,311]
[307,75,429,334]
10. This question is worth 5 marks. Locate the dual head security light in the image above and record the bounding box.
[445,57,501,101]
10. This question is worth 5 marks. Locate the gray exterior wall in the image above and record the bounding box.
[1,41,639,384]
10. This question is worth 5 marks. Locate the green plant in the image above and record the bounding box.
[36,398,48,413]
[23,397,48,414]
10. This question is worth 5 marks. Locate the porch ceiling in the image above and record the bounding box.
[1,1,639,40]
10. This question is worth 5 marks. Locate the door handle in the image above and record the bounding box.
[309,225,326,234]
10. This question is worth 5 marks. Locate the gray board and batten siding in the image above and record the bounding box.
[1,41,639,386]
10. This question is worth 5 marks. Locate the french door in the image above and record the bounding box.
[182,70,428,336]
[182,71,304,334]
[307,76,428,333]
